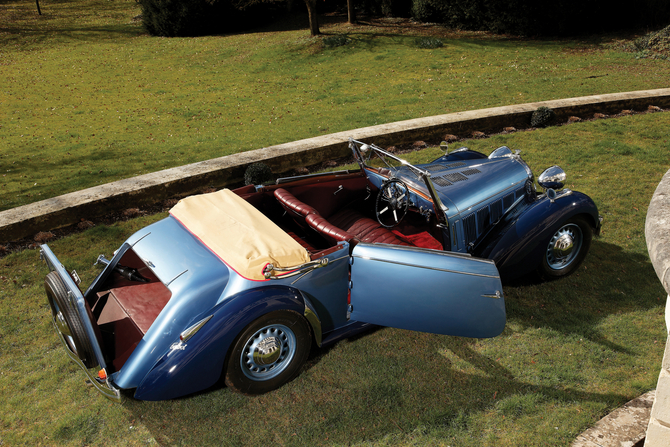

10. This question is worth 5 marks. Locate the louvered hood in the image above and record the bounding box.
[418,156,531,218]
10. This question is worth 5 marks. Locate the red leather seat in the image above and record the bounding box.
[274,188,411,247]
[318,208,412,246]
[274,188,319,218]
[305,214,354,244]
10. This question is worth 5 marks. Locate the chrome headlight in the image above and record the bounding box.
[538,165,566,190]
[488,146,513,159]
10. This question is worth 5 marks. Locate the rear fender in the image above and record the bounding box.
[133,285,320,401]
[475,191,600,280]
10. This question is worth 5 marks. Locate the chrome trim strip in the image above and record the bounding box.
[303,300,322,347]
[166,269,188,287]
[356,242,500,264]
[352,255,500,279]
[179,315,213,343]
[131,231,151,247]
[276,170,351,184]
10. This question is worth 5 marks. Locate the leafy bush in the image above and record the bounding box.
[140,0,220,37]
[323,35,349,48]
[530,107,556,128]
[360,0,413,17]
[411,0,450,23]
[409,0,670,36]
[139,0,284,37]
[244,163,273,186]
[633,24,670,59]
[415,37,443,49]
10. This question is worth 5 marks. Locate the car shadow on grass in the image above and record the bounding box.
[120,241,665,446]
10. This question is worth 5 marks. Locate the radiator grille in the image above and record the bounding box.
[476,207,490,233]
[490,199,503,223]
[461,188,525,247]
[463,213,477,245]
[503,192,515,209]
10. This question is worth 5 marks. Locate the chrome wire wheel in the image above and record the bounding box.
[240,324,296,381]
[225,310,311,394]
[545,223,583,271]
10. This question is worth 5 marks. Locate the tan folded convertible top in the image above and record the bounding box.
[170,189,310,281]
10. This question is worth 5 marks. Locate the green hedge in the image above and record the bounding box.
[411,0,670,36]
[140,0,284,37]
[140,0,670,37]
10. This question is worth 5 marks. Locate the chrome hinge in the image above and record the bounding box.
[70,270,81,285]
[481,290,502,299]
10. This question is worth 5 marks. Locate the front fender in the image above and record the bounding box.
[133,285,319,401]
[475,191,600,280]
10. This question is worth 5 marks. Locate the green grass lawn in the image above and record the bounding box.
[1,0,670,212]
[2,0,670,445]
[1,112,668,446]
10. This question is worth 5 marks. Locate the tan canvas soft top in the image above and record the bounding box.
[170,189,310,281]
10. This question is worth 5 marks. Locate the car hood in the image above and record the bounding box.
[406,156,531,218]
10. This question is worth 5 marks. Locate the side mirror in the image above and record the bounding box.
[538,165,566,190]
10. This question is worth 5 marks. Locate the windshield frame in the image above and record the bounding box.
[348,139,449,227]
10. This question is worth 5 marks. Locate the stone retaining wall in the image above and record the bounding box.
[645,169,670,447]
[2,88,670,243]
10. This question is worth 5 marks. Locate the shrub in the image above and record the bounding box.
[139,0,283,37]
[409,0,670,37]
[244,163,273,186]
[415,37,443,49]
[360,0,413,17]
[411,0,449,23]
[323,35,349,48]
[530,107,556,128]
[140,0,218,37]
[633,24,670,59]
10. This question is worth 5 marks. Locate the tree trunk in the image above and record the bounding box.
[347,0,356,24]
[304,0,320,36]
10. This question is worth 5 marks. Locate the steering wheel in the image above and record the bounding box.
[375,179,410,228]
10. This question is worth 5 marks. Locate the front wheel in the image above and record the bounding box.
[224,310,311,395]
[538,216,592,279]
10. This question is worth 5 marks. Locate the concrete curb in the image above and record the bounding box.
[571,390,655,447]
[2,88,670,243]
[645,168,670,447]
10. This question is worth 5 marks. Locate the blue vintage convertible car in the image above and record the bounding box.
[41,139,601,400]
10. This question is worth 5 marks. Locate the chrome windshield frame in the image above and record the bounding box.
[349,138,449,227]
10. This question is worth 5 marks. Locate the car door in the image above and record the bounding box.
[349,243,505,338]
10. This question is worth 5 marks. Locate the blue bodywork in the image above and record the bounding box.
[40,139,600,401]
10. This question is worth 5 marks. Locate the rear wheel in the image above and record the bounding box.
[538,216,592,279]
[44,271,97,368]
[224,310,311,395]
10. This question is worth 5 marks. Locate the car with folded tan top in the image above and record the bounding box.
[41,139,601,400]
